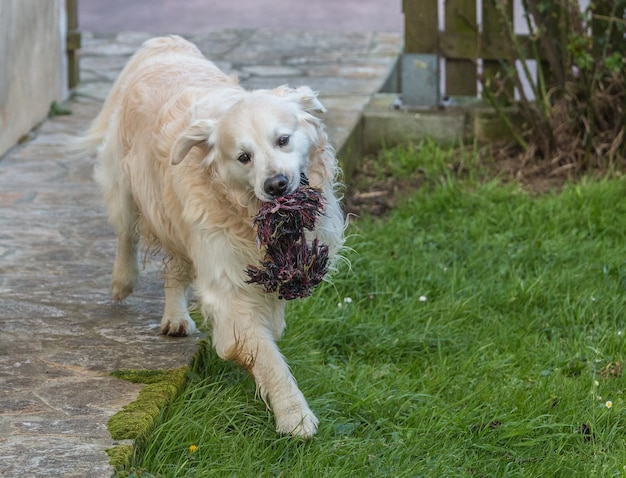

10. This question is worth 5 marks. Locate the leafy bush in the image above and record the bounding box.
[484,0,625,176]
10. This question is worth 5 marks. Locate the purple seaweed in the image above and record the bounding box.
[246,186,330,299]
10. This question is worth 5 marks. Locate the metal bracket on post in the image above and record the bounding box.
[401,53,440,108]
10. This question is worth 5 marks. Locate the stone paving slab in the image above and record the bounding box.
[78,0,403,34]
[0,29,400,477]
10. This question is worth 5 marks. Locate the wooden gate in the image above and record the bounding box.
[402,0,518,103]
[402,0,626,105]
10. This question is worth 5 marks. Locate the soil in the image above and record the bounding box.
[343,143,621,217]
[343,155,425,217]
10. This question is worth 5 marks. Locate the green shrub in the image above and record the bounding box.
[484,0,625,174]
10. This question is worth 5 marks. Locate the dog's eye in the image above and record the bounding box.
[277,135,290,147]
[237,152,251,164]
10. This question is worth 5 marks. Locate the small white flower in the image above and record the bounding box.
[606,400,613,409]
[338,297,353,308]
[419,295,427,302]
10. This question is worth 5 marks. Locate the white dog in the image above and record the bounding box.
[77,36,344,438]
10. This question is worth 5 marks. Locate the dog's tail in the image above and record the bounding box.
[65,109,110,161]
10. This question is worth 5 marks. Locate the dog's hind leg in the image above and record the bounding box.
[95,153,140,301]
[160,259,197,336]
[111,226,139,302]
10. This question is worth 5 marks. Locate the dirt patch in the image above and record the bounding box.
[344,142,625,217]
[485,139,626,195]
[344,156,425,217]
[483,142,573,195]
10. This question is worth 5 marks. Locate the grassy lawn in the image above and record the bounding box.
[118,143,626,477]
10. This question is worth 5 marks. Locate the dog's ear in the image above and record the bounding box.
[170,119,215,165]
[273,85,327,114]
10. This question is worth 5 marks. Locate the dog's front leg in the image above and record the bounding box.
[204,294,318,438]
[246,336,319,438]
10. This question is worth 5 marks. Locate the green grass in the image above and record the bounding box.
[118,143,626,477]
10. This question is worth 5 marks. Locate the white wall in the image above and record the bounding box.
[0,0,68,157]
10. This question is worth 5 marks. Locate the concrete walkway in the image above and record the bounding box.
[0,29,400,477]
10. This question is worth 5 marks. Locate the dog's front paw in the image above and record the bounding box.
[160,314,197,337]
[275,404,319,439]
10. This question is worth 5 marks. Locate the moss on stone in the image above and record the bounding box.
[106,444,134,470]
[110,369,174,385]
[107,366,189,473]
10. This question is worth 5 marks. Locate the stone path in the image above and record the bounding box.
[0,29,400,477]
[78,0,403,34]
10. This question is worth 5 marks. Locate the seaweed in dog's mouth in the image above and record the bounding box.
[299,172,309,186]
[245,184,329,300]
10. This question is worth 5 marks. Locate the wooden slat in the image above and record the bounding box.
[445,0,477,96]
[439,31,543,61]
[403,0,438,54]
[482,0,514,99]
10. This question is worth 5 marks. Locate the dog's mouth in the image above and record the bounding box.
[299,173,309,186]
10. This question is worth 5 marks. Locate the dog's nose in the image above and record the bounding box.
[264,174,289,197]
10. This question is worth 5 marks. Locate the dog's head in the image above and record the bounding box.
[171,86,326,203]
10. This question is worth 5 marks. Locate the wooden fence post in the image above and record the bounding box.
[402,0,440,106]
[445,0,477,96]
[66,0,81,89]
[403,0,438,54]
